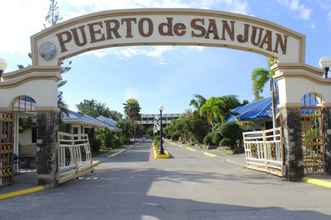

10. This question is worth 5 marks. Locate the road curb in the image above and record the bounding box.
[0,185,46,201]
[151,144,171,160]
[203,152,217,157]
[303,177,331,189]
[166,140,218,158]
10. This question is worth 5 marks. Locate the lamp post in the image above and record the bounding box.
[159,106,164,155]
[319,57,331,78]
[0,58,7,83]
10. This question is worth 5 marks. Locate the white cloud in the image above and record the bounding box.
[62,0,249,18]
[277,0,312,20]
[1,0,250,61]
[0,0,48,55]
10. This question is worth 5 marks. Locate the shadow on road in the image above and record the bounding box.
[46,168,330,220]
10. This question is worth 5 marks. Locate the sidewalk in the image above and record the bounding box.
[0,171,38,195]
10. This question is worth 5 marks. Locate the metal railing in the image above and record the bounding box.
[57,132,93,182]
[243,128,284,176]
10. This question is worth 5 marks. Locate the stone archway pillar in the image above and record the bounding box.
[279,107,304,181]
[36,111,59,186]
[324,108,331,175]
[272,63,331,180]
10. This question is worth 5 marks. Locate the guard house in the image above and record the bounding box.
[0,94,119,186]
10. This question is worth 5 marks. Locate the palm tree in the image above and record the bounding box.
[190,94,206,112]
[199,97,223,129]
[123,98,141,121]
[251,58,277,100]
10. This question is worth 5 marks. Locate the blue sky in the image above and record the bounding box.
[1,0,331,114]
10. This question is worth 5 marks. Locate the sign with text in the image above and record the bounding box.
[31,9,305,66]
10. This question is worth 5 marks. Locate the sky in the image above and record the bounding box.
[1,0,331,114]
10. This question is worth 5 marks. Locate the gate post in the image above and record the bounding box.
[36,111,59,186]
[324,108,331,175]
[280,107,304,181]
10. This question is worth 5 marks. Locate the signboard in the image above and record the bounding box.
[31,9,305,66]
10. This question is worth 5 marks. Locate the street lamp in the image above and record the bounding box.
[319,57,331,78]
[0,58,7,83]
[159,106,165,155]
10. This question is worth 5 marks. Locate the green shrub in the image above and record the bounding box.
[111,134,121,148]
[203,132,214,146]
[219,122,243,152]
[171,131,181,141]
[219,137,233,147]
[120,134,130,145]
[153,136,161,149]
[212,132,222,146]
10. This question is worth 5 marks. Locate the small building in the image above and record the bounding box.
[18,109,120,170]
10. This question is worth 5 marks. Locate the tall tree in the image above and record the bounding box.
[218,95,241,118]
[251,58,277,100]
[190,94,206,112]
[44,0,62,27]
[199,97,223,128]
[123,99,141,121]
[76,99,122,120]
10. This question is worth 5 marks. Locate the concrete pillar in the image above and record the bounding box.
[324,108,331,175]
[36,111,59,186]
[281,107,304,181]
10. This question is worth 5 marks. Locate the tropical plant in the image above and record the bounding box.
[190,94,206,112]
[123,99,141,121]
[218,95,241,118]
[77,99,122,120]
[203,133,214,146]
[199,97,223,128]
[219,122,243,151]
[251,58,277,100]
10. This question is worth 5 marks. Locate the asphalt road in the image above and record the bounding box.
[1,142,331,220]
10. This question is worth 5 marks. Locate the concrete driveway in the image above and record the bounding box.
[1,142,331,220]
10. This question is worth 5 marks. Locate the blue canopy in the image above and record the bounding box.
[62,110,120,131]
[62,110,106,128]
[228,97,272,122]
[97,116,121,132]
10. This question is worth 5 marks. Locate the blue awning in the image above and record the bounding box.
[97,116,121,132]
[62,110,120,131]
[228,97,272,122]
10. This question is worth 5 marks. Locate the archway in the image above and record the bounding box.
[1,8,331,186]
[31,8,305,67]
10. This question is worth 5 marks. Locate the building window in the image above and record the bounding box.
[12,96,37,112]
[301,93,322,107]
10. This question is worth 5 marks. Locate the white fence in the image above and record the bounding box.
[57,132,93,183]
[243,128,284,176]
